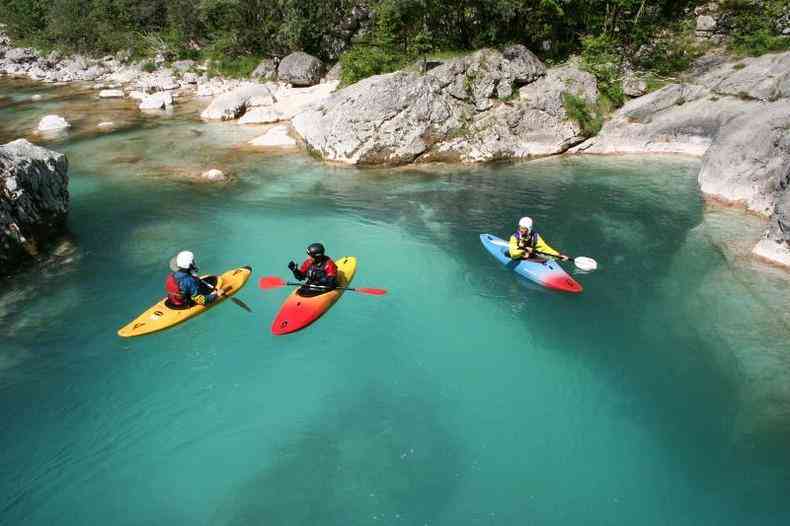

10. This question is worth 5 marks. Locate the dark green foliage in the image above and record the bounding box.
[722,0,790,56]
[580,35,625,108]
[208,55,261,79]
[339,45,406,85]
[562,92,603,137]
[1,0,785,87]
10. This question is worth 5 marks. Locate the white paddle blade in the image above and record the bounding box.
[574,256,597,271]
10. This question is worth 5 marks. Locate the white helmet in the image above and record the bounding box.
[518,217,533,230]
[176,250,195,269]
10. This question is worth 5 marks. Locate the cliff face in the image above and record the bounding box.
[1,140,69,275]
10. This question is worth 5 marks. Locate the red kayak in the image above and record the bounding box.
[271,256,357,335]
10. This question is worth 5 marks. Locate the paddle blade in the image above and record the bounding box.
[259,276,287,289]
[356,287,387,295]
[230,297,253,313]
[574,257,598,271]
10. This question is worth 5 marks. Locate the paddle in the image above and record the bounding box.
[169,257,253,312]
[198,276,253,312]
[258,276,387,295]
[488,238,597,271]
[535,251,598,271]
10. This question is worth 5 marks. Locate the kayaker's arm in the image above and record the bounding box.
[288,260,306,280]
[508,235,528,259]
[535,235,569,260]
[184,276,221,305]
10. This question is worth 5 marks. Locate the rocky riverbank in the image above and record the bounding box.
[2,20,788,270]
[573,52,790,268]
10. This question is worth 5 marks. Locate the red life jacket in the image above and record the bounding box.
[165,272,187,306]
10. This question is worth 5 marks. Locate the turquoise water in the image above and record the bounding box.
[2,78,790,525]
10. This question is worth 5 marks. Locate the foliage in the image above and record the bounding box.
[562,92,604,137]
[580,34,625,108]
[339,44,406,85]
[722,0,790,56]
[207,55,261,79]
[1,0,785,86]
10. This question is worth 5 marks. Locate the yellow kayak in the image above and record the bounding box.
[118,266,252,338]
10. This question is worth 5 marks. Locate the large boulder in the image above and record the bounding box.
[248,125,298,148]
[1,139,69,274]
[427,48,545,111]
[294,71,467,165]
[139,92,174,110]
[137,73,180,93]
[698,103,790,214]
[200,84,275,120]
[292,49,597,165]
[5,48,36,63]
[573,50,790,268]
[277,52,324,87]
[572,83,753,155]
[695,52,790,101]
[251,58,278,81]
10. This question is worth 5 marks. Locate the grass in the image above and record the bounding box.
[207,55,261,79]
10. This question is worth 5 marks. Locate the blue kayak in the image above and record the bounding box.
[480,234,583,293]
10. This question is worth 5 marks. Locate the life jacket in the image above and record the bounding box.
[302,257,337,284]
[514,229,539,250]
[165,272,187,306]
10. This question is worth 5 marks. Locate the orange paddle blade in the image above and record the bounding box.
[259,276,287,289]
[356,288,387,295]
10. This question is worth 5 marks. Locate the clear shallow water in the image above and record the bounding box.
[2,78,790,525]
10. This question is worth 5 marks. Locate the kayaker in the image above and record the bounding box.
[165,250,224,308]
[288,243,338,292]
[509,217,570,261]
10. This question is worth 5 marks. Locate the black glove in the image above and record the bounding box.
[288,261,297,271]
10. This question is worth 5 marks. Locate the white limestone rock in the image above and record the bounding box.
[249,125,298,148]
[98,89,124,98]
[37,115,71,132]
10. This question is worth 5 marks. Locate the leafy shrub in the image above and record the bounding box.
[208,56,261,79]
[339,45,406,86]
[142,62,157,73]
[723,0,790,56]
[562,92,603,137]
[633,21,704,77]
[580,34,625,108]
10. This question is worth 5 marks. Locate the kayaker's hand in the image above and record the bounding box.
[288,260,297,271]
[214,287,225,298]
[560,254,570,261]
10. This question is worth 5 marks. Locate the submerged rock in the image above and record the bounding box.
[201,169,227,182]
[1,139,69,274]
